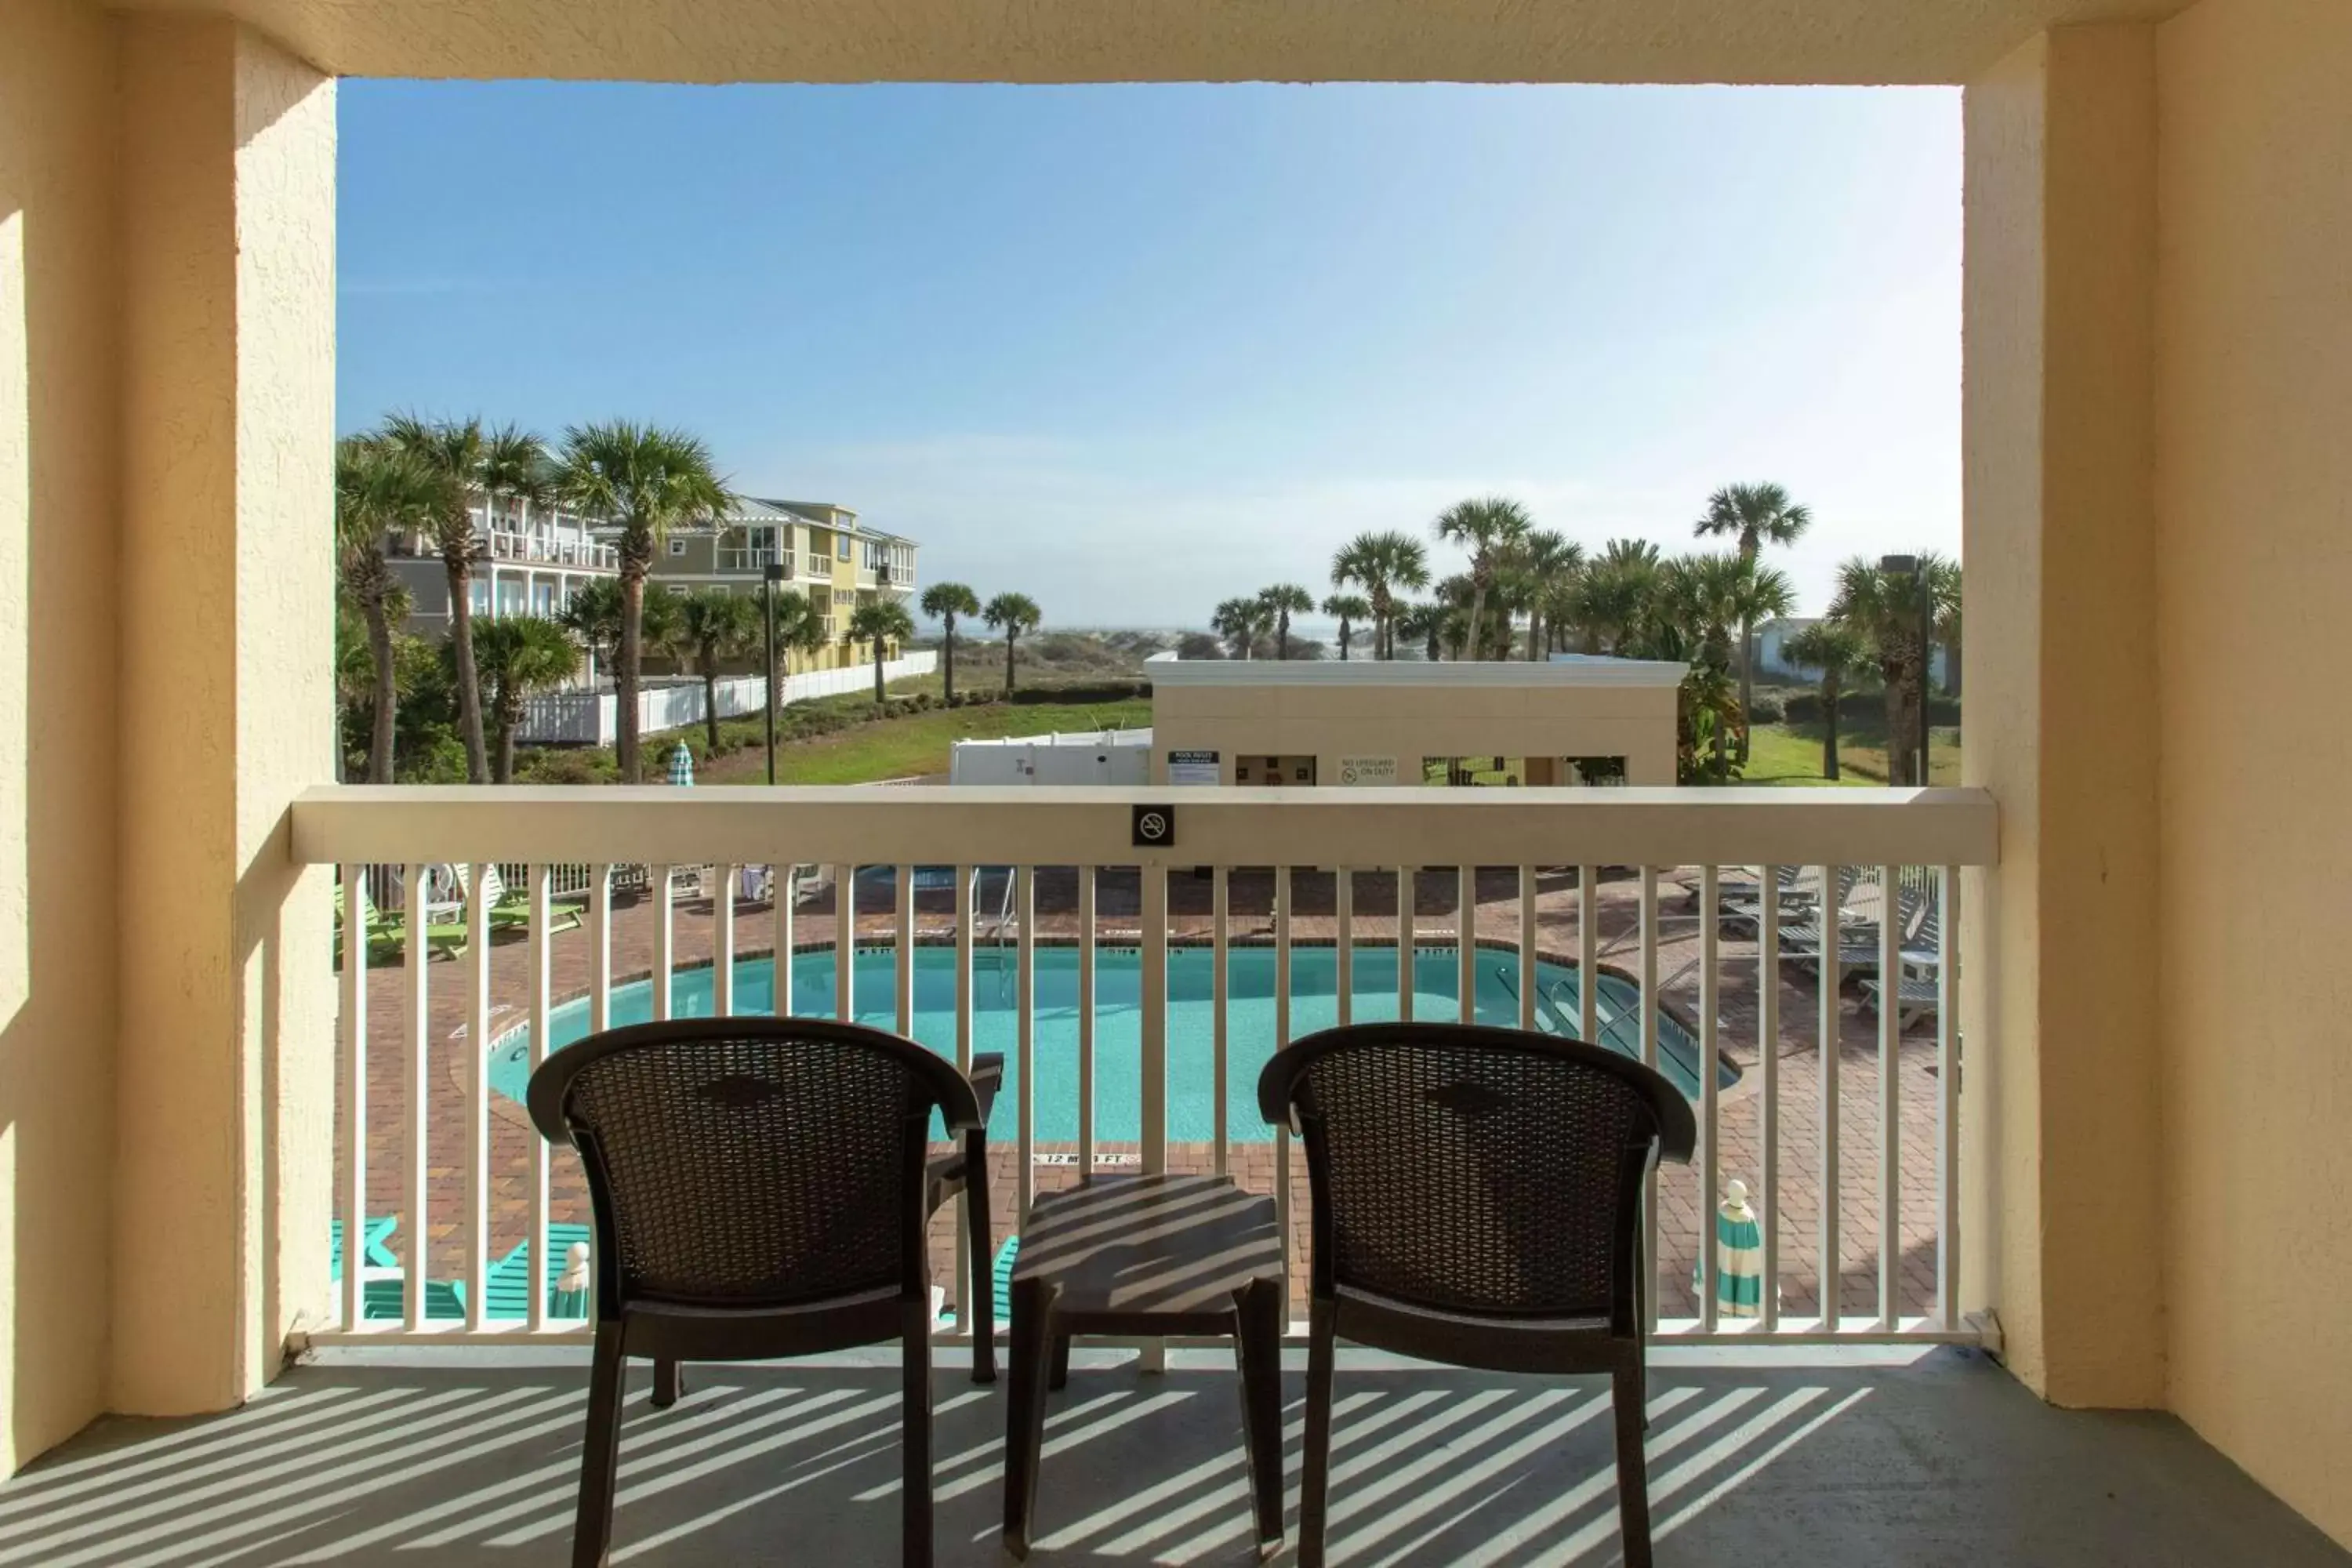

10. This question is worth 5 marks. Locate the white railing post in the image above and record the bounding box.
[714,865,738,1014]
[1517,866,1537,1031]
[1077,868,1096,1181]
[1938,863,1962,1329]
[464,864,493,1331]
[1213,867,1229,1177]
[526,864,553,1332]
[772,861,794,1015]
[1639,866,1660,1336]
[1459,866,1479,1025]
[590,864,613,1033]
[953,862,975,1336]
[1879,863,1904,1330]
[1759,863,1781,1334]
[834,863,855,1023]
[894,864,914,1036]
[1141,865,1169,1177]
[1698,865,1721,1332]
[652,865,674,1021]
[1820,863,1842,1334]
[1275,866,1294,1306]
[1016,866,1036,1221]
[402,862,430,1334]
[1335,869,1353,1029]
[338,864,368,1333]
[1577,866,1599,1044]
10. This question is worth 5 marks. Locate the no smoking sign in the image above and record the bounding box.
[1131,804,1175,848]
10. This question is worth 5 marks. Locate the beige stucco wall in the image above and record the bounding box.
[0,0,124,1476]
[113,16,338,1416]
[2153,0,2352,1544]
[1151,678,1680,787]
[1962,24,2165,1409]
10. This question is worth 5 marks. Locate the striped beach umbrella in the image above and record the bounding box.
[550,1240,591,1319]
[1713,1178,1765,1319]
[666,742,695,787]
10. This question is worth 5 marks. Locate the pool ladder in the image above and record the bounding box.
[1494,965,1582,1039]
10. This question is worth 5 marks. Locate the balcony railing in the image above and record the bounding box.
[717,547,789,574]
[482,532,620,571]
[296,785,1994,1350]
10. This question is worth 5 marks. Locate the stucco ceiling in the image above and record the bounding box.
[111,0,2193,85]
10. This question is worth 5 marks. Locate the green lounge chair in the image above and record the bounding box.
[328,1214,401,1281]
[452,863,585,942]
[481,1223,593,1321]
[338,877,467,964]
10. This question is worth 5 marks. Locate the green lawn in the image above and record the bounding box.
[1743,721,1962,787]
[699,697,1152,785]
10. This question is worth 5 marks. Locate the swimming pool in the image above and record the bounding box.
[488,945,1734,1140]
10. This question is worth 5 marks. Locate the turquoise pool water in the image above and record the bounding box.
[489,945,1732,1141]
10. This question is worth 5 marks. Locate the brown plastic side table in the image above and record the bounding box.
[1002,1174,1287,1560]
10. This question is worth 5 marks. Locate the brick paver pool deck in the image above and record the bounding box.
[339,866,1946,1328]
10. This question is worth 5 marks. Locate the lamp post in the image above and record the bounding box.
[1878,554,1933,786]
[764,561,786,786]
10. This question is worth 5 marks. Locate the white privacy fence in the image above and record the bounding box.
[515,652,938,745]
[300,784,1995,1349]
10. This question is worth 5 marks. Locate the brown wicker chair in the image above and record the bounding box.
[527,1018,990,1568]
[1258,1022,1698,1568]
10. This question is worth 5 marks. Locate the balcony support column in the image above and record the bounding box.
[112,17,336,1415]
[1961,24,2163,1407]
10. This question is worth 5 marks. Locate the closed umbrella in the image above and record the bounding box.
[1712,1178,1765,1319]
[667,742,695,787]
[551,1240,590,1319]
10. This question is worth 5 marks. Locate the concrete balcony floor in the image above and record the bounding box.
[4,1345,2343,1567]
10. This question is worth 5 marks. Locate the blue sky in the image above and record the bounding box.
[339,82,1960,627]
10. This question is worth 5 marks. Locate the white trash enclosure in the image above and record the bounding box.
[950,728,1154,786]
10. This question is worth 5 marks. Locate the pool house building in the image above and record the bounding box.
[1144,651,1690,787]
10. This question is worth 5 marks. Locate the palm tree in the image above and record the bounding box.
[1653,553,1777,772]
[1695,483,1812,760]
[1927,557,1963,696]
[849,598,916,703]
[1678,662,1745,785]
[1330,530,1430,659]
[554,421,735,782]
[480,421,552,542]
[1322,593,1370,661]
[1512,529,1584,661]
[1569,539,1664,655]
[1432,496,1533,662]
[920,582,982,702]
[1828,553,1958,787]
[1392,601,1446,663]
[982,593,1042,695]
[1784,621,1871,780]
[554,576,624,677]
[555,577,678,684]
[1726,559,1796,743]
[1211,597,1267,660]
[1257,583,1315,660]
[472,616,580,783]
[379,414,495,782]
[668,587,760,753]
[335,435,449,782]
[1428,573,1484,660]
